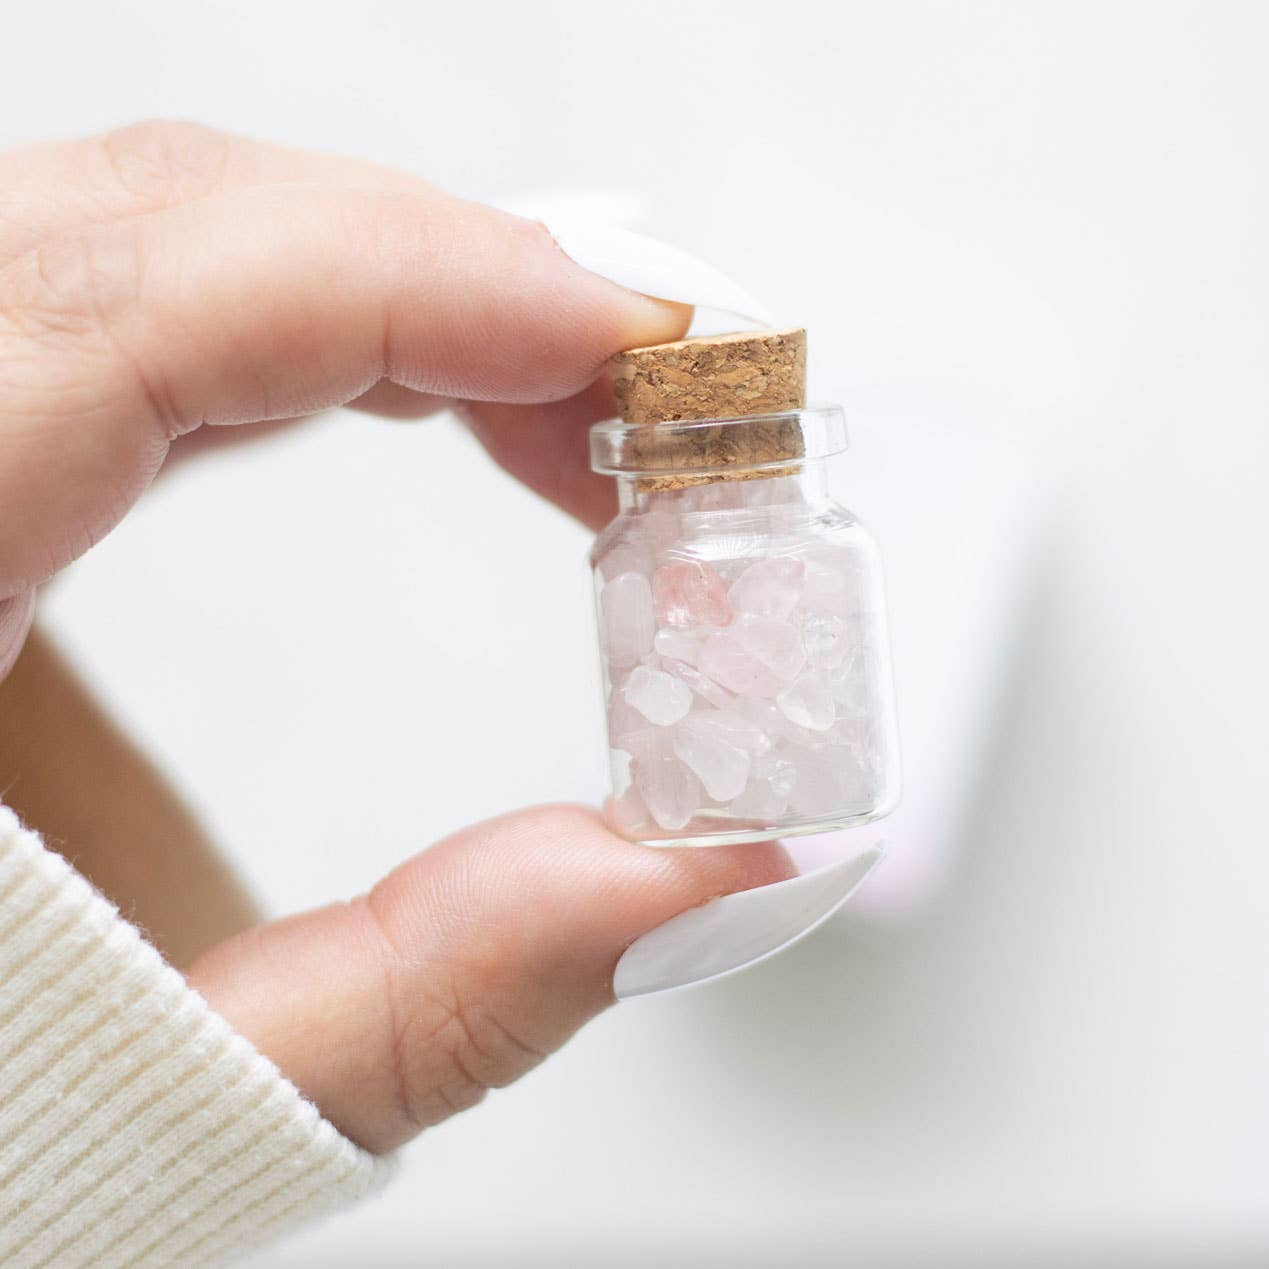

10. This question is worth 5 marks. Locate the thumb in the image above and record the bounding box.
[186,805,792,1153]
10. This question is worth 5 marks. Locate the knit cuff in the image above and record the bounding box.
[0,806,391,1268]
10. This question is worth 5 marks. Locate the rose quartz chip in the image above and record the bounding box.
[634,755,704,832]
[803,612,850,669]
[662,658,735,709]
[777,673,836,731]
[652,561,731,629]
[600,572,654,667]
[598,544,648,582]
[606,694,647,741]
[673,714,750,801]
[752,750,799,800]
[623,665,692,726]
[681,707,772,757]
[726,747,797,821]
[654,627,707,666]
[730,774,791,821]
[730,615,806,682]
[612,725,665,765]
[697,631,784,697]
[735,695,784,734]
[727,557,804,620]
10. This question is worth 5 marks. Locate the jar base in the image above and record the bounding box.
[623,807,891,849]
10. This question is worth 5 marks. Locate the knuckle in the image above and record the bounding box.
[100,118,231,208]
[0,228,138,344]
[395,989,544,1132]
[0,226,183,438]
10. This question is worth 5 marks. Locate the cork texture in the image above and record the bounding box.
[610,328,807,489]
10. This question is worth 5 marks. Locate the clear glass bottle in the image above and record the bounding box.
[590,405,900,846]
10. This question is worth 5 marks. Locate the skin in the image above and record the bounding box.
[0,121,793,1154]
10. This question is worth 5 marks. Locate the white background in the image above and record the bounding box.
[5,2,1269,1265]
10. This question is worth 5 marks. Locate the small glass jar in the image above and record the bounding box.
[589,406,900,847]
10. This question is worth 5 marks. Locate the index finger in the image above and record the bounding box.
[0,180,689,600]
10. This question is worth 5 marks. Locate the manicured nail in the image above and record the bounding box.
[543,217,775,326]
[613,844,887,1000]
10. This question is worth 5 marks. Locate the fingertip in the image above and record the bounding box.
[442,208,692,402]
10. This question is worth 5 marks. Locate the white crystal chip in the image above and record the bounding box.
[663,657,735,709]
[600,572,654,667]
[623,665,692,726]
[599,531,883,836]
[728,557,804,620]
[697,630,784,697]
[679,707,771,757]
[654,627,707,666]
[803,612,850,669]
[633,755,703,832]
[776,673,836,731]
[672,713,751,801]
[730,615,806,682]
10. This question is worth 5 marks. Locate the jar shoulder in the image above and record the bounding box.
[591,496,873,572]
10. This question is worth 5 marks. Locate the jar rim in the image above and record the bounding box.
[589,404,847,478]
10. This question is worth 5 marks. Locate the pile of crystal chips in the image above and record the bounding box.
[597,549,880,837]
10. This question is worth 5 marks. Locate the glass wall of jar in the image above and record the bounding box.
[590,406,900,847]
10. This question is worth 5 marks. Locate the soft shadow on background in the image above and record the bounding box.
[6,1,1268,1265]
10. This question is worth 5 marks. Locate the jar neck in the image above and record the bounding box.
[616,460,829,513]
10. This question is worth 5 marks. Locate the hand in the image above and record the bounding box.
[0,121,792,1152]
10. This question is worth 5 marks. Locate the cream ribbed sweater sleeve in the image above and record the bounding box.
[0,806,390,1268]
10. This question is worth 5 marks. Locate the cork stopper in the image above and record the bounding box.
[609,328,808,490]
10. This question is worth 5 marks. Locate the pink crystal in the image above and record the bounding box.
[654,627,707,666]
[634,755,704,832]
[673,715,750,801]
[727,748,797,821]
[662,657,736,709]
[727,558,804,620]
[607,695,650,746]
[697,631,785,697]
[752,750,798,800]
[623,665,692,726]
[598,544,648,582]
[613,726,665,764]
[776,673,836,731]
[779,717,832,750]
[652,560,731,629]
[738,693,826,749]
[730,615,806,682]
[729,776,791,821]
[803,612,850,670]
[680,707,772,757]
[735,695,785,734]
[600,572,654,667]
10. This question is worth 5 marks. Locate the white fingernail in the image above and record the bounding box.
[542,218,775,327]
[613,844,888,1000]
